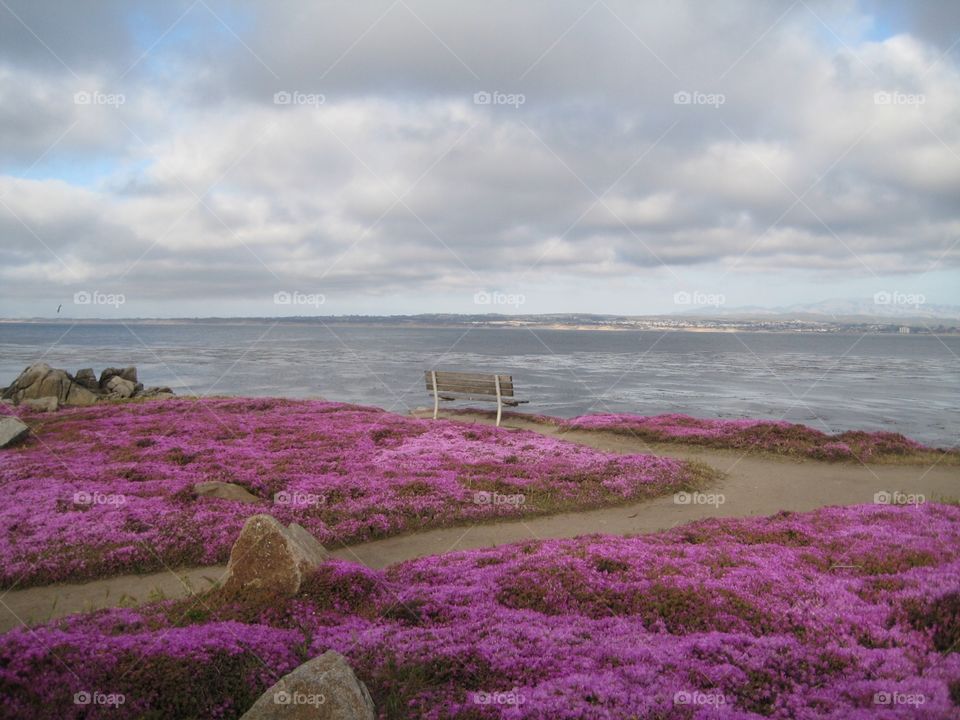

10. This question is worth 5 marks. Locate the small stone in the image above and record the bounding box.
[137,387,176,401]
[193,481,259,504]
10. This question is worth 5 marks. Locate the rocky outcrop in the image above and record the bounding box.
[0,417,30,448]
[239,651,375,720]
[193,481,260,504]
[1,363,174,408]
[222,515,329,596]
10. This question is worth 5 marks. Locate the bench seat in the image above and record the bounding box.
[425,370,528,426]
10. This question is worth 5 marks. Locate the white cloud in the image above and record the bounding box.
[0,0,957,314]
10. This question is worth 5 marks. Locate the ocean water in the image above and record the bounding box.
[0,321,957,447]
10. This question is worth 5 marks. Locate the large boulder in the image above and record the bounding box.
[74,368,99,391]
[104,375,137,399]
[0,417,29,448]
[21,397,58,412]
[99,366,137,387]
[64,384,99,406]
[1,363,100,406]
[222,515,329,596]
[2,363,55,401]
[239,651,375,720]
[193,481,260,504]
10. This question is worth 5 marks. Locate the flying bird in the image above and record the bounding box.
[57,304,62,314]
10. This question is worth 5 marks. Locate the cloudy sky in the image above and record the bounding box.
[0,0,958,318]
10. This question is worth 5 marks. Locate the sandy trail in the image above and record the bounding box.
[2,409,956,632]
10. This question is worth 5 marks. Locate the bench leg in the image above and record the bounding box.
[432,370,439,420]
[494,374,502,427]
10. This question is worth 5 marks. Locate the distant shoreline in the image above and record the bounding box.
[1,316,957,334]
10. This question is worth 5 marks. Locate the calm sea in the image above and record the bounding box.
[1,322,957,446]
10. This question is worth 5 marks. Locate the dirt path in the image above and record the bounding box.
[2,409,956,632]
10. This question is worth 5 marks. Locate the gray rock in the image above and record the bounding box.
[144,386,175,397]
[74,368,99,391]
[64,384,99,406]
[105,375,137,399]
[139,386,175,398]
[2,363,50,395]
[287,523,328,559]
[2,362,100,406]
[21,397,58,412]
[2,362,54,401]
[239,651,375,720]
[222,515,329,596]
[99,366,137,387]
[0,417,29,448]
[193,481,260,504]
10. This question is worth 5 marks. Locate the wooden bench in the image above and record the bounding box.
[424,370,528,426]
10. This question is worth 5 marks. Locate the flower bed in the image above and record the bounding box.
[1,503,958,718]
[561,413,942,461]
[0,398,706,588]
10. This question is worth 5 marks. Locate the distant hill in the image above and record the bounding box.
[679,298,960,322]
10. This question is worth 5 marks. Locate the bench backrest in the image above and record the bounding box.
[424,370,515,398]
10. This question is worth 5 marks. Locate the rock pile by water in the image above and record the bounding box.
[1,362,175,410]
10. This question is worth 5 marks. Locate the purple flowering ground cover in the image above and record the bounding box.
[558,413,955,462]
[0,398,707,588]
[1,503,958,719]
